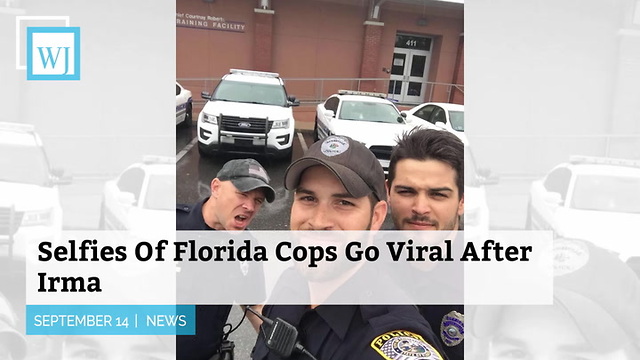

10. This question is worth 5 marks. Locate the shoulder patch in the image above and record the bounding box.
[371,330,443,360]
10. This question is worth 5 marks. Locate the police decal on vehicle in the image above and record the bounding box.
[371,330,443,360]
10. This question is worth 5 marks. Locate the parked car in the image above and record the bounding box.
[99,156,175,233]
[176,82,193,127]
[402,102,466,144]
[526,155,640,259]
[314,90,415,174]
[197,69,299,159]
[0,122,70,258]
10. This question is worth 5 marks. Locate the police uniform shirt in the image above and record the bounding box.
[252,265,446,360]
[176,198,266,360]
[252,304,446,360]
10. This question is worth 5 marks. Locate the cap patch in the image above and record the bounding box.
[248,164,269,182]
[321,136,349,157]
[440,311,464,347]
[371,330,443,360]
[553,239,589,277]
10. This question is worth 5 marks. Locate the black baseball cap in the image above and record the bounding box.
[285,135,386,201]
[216,158,275,203]
[472,239,640,352]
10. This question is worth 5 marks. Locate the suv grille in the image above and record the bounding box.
[0,207,23,236]
[220,116,271,134]
[369,146,393,161]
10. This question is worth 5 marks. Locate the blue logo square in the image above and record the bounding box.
[26,27,81,81]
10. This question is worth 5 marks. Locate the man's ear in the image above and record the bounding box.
[385,179,391,198]
[457,195,464,216]
[370,200,388,231]
[210,178,221,198]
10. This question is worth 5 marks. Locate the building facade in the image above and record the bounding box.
[176,0,464,107]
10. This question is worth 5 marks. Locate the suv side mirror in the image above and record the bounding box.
[477,167,499,185]
[201,91,211,100]
[323,110,335,119]
[543,192,563,207]
[51,167,72,185]
[117,192,137,207]
[287,95,300,107]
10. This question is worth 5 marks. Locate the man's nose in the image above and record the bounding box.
[412,194,431,215]
[242,199,256,213]
[308,204,334,230]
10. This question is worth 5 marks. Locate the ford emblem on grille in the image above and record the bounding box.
[238,122,251,128]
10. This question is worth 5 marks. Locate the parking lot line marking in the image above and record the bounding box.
[297,132,308,153]
[177,137,198,162]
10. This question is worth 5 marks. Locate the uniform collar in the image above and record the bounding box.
[190,197,215,230]
[313,305,358,340]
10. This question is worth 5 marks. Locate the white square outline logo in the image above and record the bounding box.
[15,16,69,70]
[26,26,81,81]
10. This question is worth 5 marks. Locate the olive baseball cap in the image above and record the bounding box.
[216,158,276,203]
[471,239,640,352]
[285,135,386,201]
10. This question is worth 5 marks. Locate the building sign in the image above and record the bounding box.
[395,34,431,51]
[176,13,245,33]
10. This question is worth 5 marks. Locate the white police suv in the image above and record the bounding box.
[99,156,175,232]
[314,90,415,174]
[197,69,299,159]
[176,82,193,127]
[526,156,640,259]
[0,122,70,258]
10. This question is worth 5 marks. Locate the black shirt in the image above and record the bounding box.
[176,198,230,360]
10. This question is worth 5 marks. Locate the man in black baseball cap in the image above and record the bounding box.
[177,158,275,231]
[252,136,446,360]
[177,158,274,360]
[469,238,640,359]
[284,134,387,232]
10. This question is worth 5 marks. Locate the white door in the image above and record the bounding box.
[387,35,432,104]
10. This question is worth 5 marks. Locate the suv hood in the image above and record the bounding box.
[202,101,293,120]
[0,181,59,211]
[334,120,412,146]
[555,208,640,259]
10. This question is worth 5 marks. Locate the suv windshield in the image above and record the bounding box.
[0,144,50,186]
[213,80,287,106]
[339,101,401,124]
[570,174,640,213]
[143,174,176,210]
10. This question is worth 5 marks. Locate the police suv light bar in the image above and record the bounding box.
[569,155,640,169]
[143,155,176,164]
[230,69,280,78]
[338,89,386,98]
[0,122,35,133]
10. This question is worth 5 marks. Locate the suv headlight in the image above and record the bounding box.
[271,119,289,129]
[202,113,218,125]
[22,208,53,226]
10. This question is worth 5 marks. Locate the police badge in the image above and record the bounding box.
[440,311,464,347]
